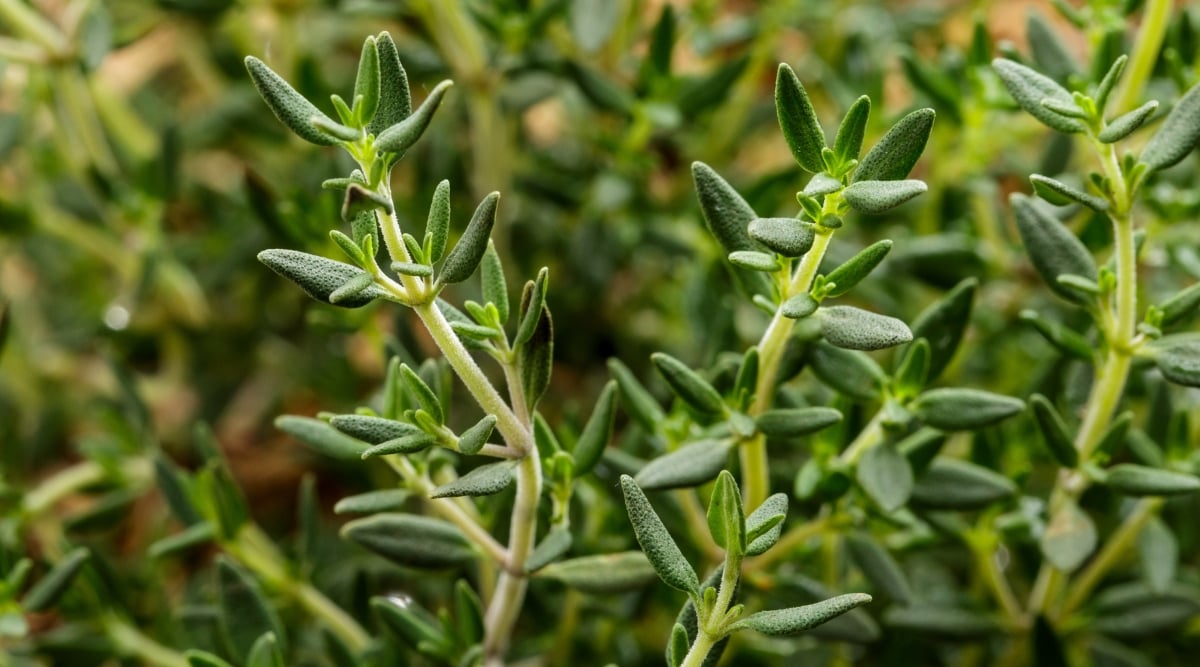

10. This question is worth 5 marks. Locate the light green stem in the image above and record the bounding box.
[101,615,188,667]
[679,629,717,667]
[746,514,830,573]
[837,411,885,464]
[1059,497,1163,618]
[482,451,542,665]
[0,0,66,53]
[23,458,153,517]
[1113,0,1171,113]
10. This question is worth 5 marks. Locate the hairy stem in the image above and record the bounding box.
[483,451,542,665]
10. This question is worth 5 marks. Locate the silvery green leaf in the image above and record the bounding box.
[1091,585,1200,638]
[651,352,725,416]
[216,557,285,661]
[1149,338,1200,387]
[692,162,772,295]
[564,61,635,114]
[1160,283,1200,326]
[668,624,689,667]
[1030,395,1079,468]
[399,364,444,425]
[1029,174,1108,211]
[893,338,930,399]
[620,475,700,594]
[728,594,873,636]
[1019,309,1094,360]
[822,240,893,298]
[361,433,438,459]
[775,63,827,173]
[728,250,782,272]
[1141,79,1200,170]
[439,192,499,284]
[911,388,1024,430]
[525,526,572,574]
[329,272,375,305]
[311,115,359,142]
[804,173,844,197]
[20,548,90,612]
[392,262,432,277]
[333,489,411,515]
[635,440,733,491]
[747,217,815,257]
[910,458,1016,509]
[819,306,913,351]
[706,471,746,554]
[882,605,1001,638]
[833,95,871,164]
[1093,54,1128,113]
[1010,194,1097,304]
[1098,101,1159,143]
[843,179,927,214]
[853,108,935,181]
[367,32,412,135]
[1040,500,1096,571]
[246,633,283,667]
[329,414,421,444]
[845,533,912,603]
[347,212,379,261]
[372,595,450,655]
[375,80,453,155]
[342,514,477,568]
[745,493,788,557]
[756,407,842,438]
[992,58,1086,133]
[781,294,819,319]
[186,651,234,667]
[430,462,516,498]
[244,56,341,145]
[900,51,962,124]
[457,415,496,456]
[514,268,549,347]
[258,249,386,308]
[608,358,664,432]
[1104,464,1200,496]
[149,522,215,559]
[569,0,618,53]
[573,381,618,475]
[517,304,553,412]
[535,551,657,593]
[1027,10,1078,84]
[856,443,913,512]
[809,343,886,401]
[276,416,368,460]
[353,36,381,125]
[1138,517,1177,594]
[480,241,508,323]
[426,180,451,263]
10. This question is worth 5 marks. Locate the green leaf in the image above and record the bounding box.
[809,343,886,402]
[330,414,422,444]
[333,489,411,515]
[706,471,746,555]
[1027,10,1078,84]
[216,557,285,661]
[149,522,215,558]
[745,493,788,557]
[514,268,549,347]
[843,179,927,214]
[992,58,1087,133]
[535,551,657,593]
[375,80,453,155]
[756,407,842,438]
[1094,411,1134,458]
[439,192,499,284]
[893,338,930,399]
[426,180,451,263]
[329,271,375,305]
[1160,282,1200,326]
[747,217,815,257]
[647,4,675,76]
[480,241,509,324]
[1141,79,1200,170]
[608,358,665,432]
[900,51,962,124]
[804,173,843,197]
[1010,194,1098,304]
[856,443,913,512]
[1098,100,1159,143]
[361,433,438,458]
[668,623,689,667]
[620,476,700,595]
[1093,55,1127,114]
[569,0,619,53]
[367,32,413,136]
[1029,174,1108,211]
[430,462,516,498]
[186,651,235,667]
[1150,339,1200,387]
[635,440,733,491]
[781,294,819,319]
[1040,500,1097,571]
[911,388,1024,430]
[1138,517,1177,594]
[244,56,341,146]
[564,61,635,114]
[342,514,477,568]
[276,416,369,460]
[1104,464,1200,496]
[775,63,827,173]
[822,240,893,298]
[1030,395,1079,468]
[457,415,497,456]
[845,533,912,604]
[1020,309,1094,360]
[312,115,360,142]
[517,304,554,412]
[20,548,89,612]
[728,250,781,272]
[525,526,572,574]
[399,364,443,425]
[573,381,618,475]
[330,229,366,267]
[882,605,1001,638]
[691,162,772,296]
[728,593,873,636]
[353,37,381,125]
[833,95,871,164]
[258,249,385,308]
[819,306,913,351]
[453,580,485,647]
[910,458,1017,509]
[372,596,451,655]
[853,108,935,181]
[246,633,283,667]
[651,352,725,416]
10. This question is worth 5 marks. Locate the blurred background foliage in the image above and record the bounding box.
[2,0,1200,665]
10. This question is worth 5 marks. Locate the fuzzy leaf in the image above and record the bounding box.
[651,352,725,416]
[910,458,1017,509]
[366,32,412,135]
[620,475,700,594]
[809,343,886,401]
[853,108,935,181]
[514,268,549,347]
[706,471,746,554]
[1029,174,1108,211]
[822,240,893,298]
[911,388,1024,430]
[1026,10,1078,84]
[258,249,384,308]
[635,440,733,491]
[1141,80,1200,170]
[244,56,340,145]
[21,548,90,612]
[906,277,974,380]
[426,180,451,263]
[745,493,789,557]
[216,557,285,661]
[781,294,819,319]
[834,95,871,163]
[1150,339,1200,387]
[608,358,665,432]
[1011,194,1098,303]
[856,444,913,512]
[276,416,369,460]
[1098,101,1159,143]
[728,250,782,272]
[1030,395,1079,467]
[1138,517,1178,594]
[246,633,283,667]
[329,414,421,444]
[333,489,411,515]
[517,304,554,412]
[1104,464,1200,496]
[361,433,437,459]
[525,526,572,574]
[535,552,657,593]
[843,179,927,214]
[342,513,476,568]
[776,64,827,173]
[457,415,496,456]
[729,594,873,636]
[480,241,509,323]
[353,37,381,125]
[1160,283,1200,326]
[748,217,815,258]
[845,533,912,604]
[1041,500,1097,571]
[439,192,499,284]
[186,652,235,667]
[819,306,913,351]
[992,58,1086,133]
[573,381,618,475]
[375,80,453,155]
[430,462,516,498]
[691,162,772,295]
[756,407,843,438]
